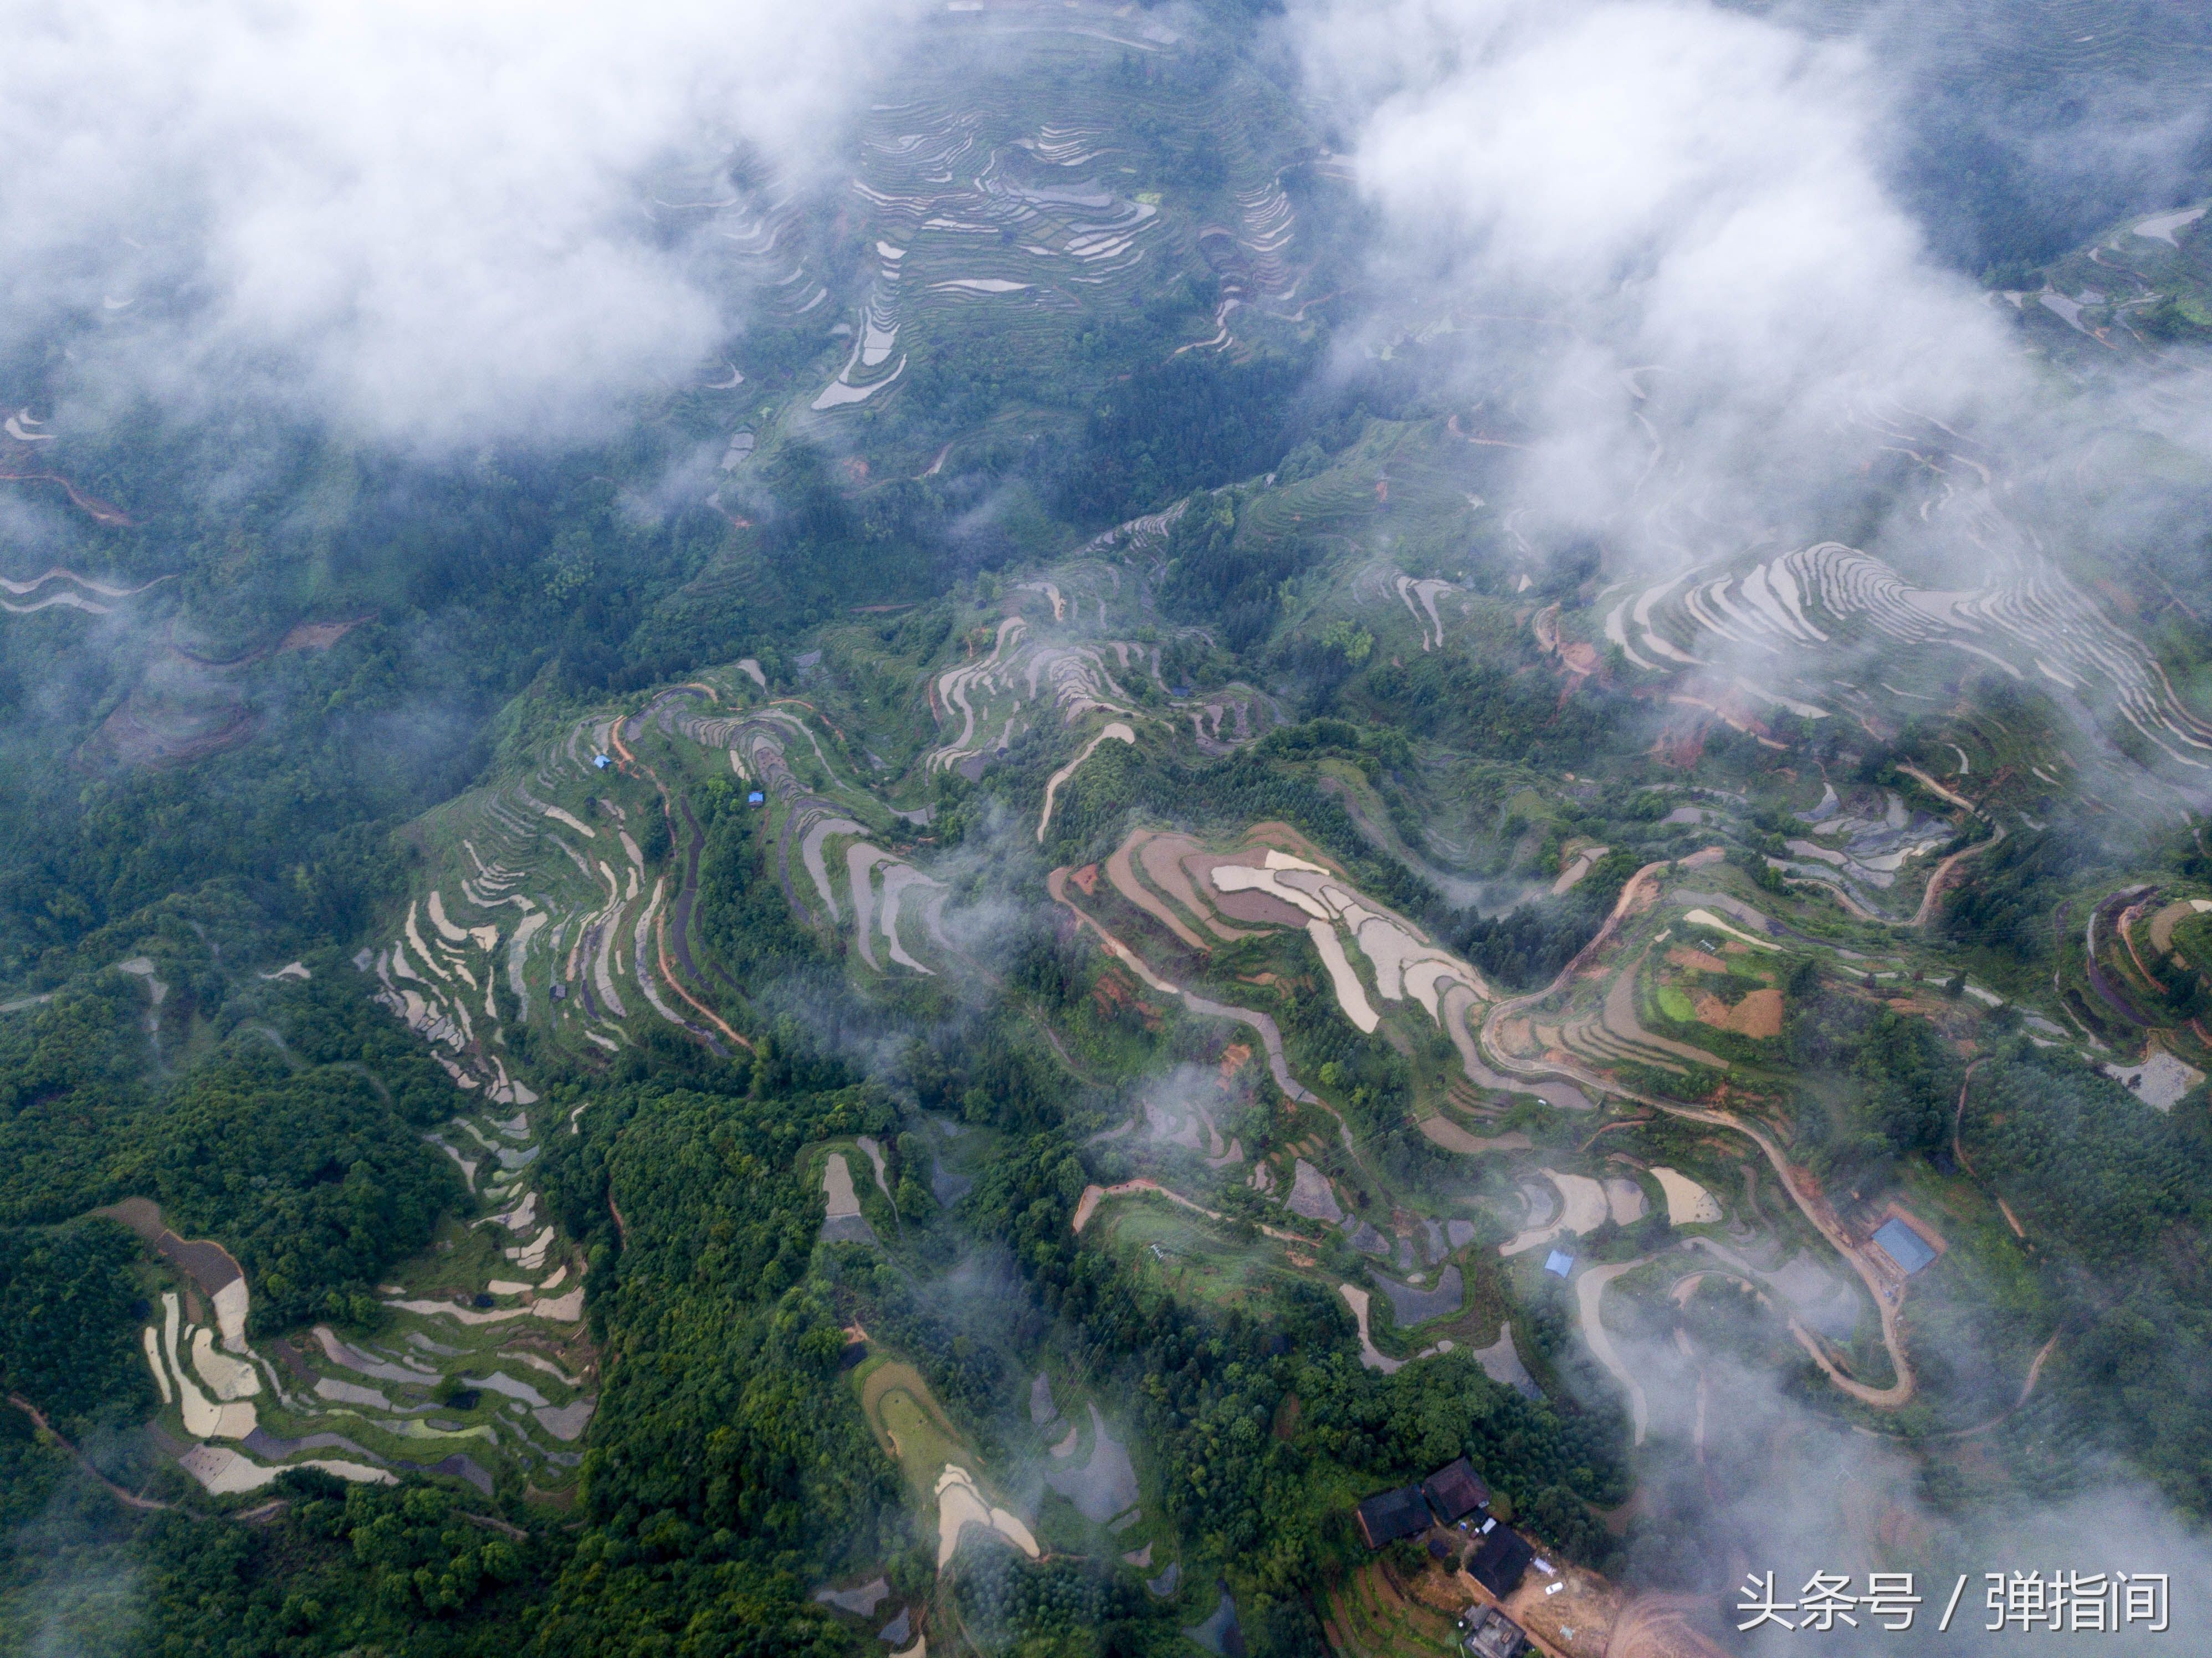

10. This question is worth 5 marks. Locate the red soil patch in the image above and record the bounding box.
[278,617,369,651]
[1655,719,1707,769]
[1091,968,1163,1028]
[80,700,257,770]
[1666,945,1730,974]
[1693,987,1784,1038]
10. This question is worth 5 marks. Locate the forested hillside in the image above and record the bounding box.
[8,0,2212,1654]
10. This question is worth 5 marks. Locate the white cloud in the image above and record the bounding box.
[0,0,919,451]
[1293,0,2030,561]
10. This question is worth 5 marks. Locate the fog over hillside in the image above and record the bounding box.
[1,0,924,449]
[1287,1,2212,1637]
[6,3,2212,1654]
[1294,0,2212,556]
[1299,0,2018,534]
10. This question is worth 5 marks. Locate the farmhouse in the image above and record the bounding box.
[1465,1521,1534,1598]
[1356,1456,1498,1549]
[1871,1217,1934,1275]
[1869,1210,1944,1276]
[1355,1485,1432,1549]
[1461,1603,1529,1658]
[1423,1457,1491,1524]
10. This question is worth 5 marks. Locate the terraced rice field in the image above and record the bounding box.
[863,1360,970,1496]
[1322,1562,1459,1658]
[0,565,169,616]
[775,22,1323,434]
[916,551,1279,786]
[1059,821,1512,1116]
[304,570,1335,1495]
[126,1181,595,1502]
[1608,505,2212,775]
[630,11,1325,499]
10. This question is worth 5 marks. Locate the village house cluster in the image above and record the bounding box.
[1355,1459,1543,1658]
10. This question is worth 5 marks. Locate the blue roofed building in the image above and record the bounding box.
[1543,1249,1574,1277]
[1871,1217,1936,1276]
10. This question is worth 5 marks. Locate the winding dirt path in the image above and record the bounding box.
[7,1394,172,1511]
[1774,814,2003,932]
[1474,859,1667,1104]
[1949,1059,2026,1236]
[2018,1330,2059,1406]
[1036,721,1135,842]
[1891,1331,2062,1444]
[1950,1060,1985,1178]
[1576,1258,1656,1445]
[1044,864,1376,1172]
[656,912,752,1052]
[1913,821,2007,929]
[0,470,134,526]
[1669,1107,1913,1406]
[1476,861,1919,1408]
[669,799,729,989]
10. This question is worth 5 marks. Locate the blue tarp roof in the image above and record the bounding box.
[1543,1250,1574,1277]
[1872,1217,1936,1275]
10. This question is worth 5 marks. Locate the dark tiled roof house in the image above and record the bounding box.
[1423,1457,1491,1524]
[1465,1524,1534,1598]
[1355,1485,1432,1549]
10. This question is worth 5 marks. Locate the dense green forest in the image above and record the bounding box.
[1784,975,1965,1191]
[1963,1050,2212,1515]
[0,1220,151,1434]
[1,1424,550,1658]
[0,945,465,1333]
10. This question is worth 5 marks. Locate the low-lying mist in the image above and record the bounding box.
[1,0,927,453]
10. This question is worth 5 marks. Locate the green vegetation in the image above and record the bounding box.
[1963,1049,2212,1513]
[0,960,463,1332]
[528,1076,905,1655]
[0,1439,553,1658]
[8,8,2212,1655]
[0,1220,152,1434]
[1452,850,1641,990]
[1784,985,1963,1191]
